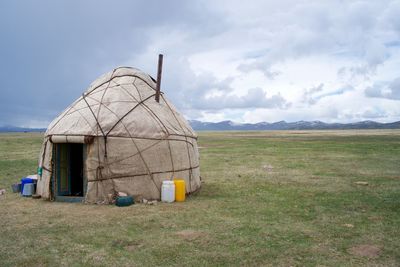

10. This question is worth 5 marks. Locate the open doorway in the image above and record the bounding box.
[53,143,86,202]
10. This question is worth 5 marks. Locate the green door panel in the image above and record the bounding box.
[57,144,71,196]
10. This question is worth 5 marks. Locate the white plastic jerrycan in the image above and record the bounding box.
[161,180,175,203]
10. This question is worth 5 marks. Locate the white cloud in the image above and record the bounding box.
[365,77,400,100]
[87,0,400,124]
[199,88,288,110]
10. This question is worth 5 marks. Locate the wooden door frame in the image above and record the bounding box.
[52,143,87,203]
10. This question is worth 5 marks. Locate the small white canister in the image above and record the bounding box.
[161,181,175,203]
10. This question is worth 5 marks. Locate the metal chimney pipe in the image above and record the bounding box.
[155,54,163,103]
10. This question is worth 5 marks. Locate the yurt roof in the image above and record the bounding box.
[45,67,196,140]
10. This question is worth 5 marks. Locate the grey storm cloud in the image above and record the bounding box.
[365,77,400,100]
[0,0,227,126]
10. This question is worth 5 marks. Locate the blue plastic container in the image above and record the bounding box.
[20,178,35,195]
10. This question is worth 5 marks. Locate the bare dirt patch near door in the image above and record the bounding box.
[348,244,381,258]
[176,230,206,241]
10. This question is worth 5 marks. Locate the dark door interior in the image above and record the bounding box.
[69,144,83,196]
[56,144,84,197]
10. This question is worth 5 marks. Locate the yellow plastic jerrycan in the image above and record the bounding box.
[173,179,186,202]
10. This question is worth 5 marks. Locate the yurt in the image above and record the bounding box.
[36,66,201,203]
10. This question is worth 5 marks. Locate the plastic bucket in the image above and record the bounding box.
[22,183,34,197]
[20,178,35,195]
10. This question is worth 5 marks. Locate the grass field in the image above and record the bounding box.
[0,130,399,266]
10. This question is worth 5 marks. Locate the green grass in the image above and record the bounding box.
[0,130,399,266]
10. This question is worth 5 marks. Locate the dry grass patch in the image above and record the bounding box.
[348,244,382,258]
[175,229,207,241]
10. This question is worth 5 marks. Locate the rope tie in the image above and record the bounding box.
[96,166,104,180]
[104,136,108,158]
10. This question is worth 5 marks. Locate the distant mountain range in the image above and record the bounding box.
[189,120,400,131]
[0,125,46,132]
[1,120,399,132]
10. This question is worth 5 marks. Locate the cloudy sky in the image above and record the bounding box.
[1,0,400,127]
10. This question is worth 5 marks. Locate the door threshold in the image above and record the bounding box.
[55,196,84,203]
